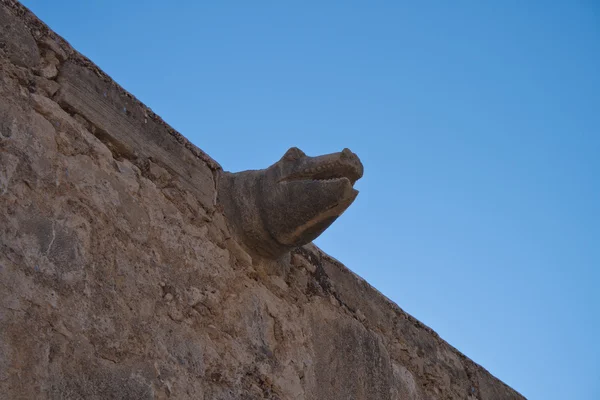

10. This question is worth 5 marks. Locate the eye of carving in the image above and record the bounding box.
[283,147,306,161]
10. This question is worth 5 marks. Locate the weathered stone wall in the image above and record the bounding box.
[0,1,525,399]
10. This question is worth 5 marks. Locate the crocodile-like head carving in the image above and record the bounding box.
[218,147,364,259]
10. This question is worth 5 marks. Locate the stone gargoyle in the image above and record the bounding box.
[218,147,364,259]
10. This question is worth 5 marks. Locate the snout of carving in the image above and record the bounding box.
[278,147,364,186]
[340,148,364,182]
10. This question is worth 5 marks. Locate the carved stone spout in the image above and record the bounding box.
[218,147,364,259]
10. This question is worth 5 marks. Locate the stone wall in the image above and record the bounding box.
[0,1,525,399]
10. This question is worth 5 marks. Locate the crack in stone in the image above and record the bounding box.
[46,220,56,255]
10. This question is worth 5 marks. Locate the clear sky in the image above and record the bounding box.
[21,1,599,399]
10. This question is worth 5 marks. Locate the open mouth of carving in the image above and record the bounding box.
[280,162,361,185]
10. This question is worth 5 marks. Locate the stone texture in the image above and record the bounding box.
[0,2,40,68]
[54,60,216,211]
[0,1,526,399]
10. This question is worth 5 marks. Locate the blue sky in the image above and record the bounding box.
[21,1,599,398]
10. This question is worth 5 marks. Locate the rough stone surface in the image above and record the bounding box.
[0,1,525,399]
[0,2,40,68]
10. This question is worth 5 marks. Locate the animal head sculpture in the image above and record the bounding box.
[218,147,364,259]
